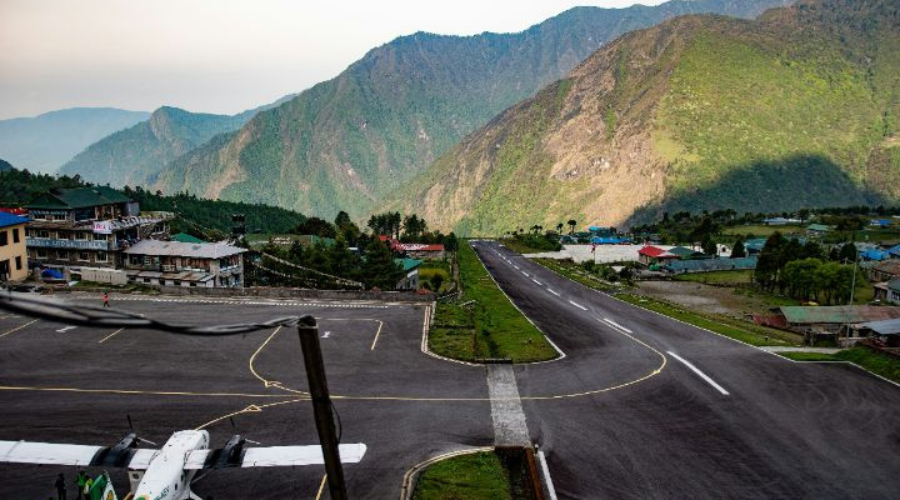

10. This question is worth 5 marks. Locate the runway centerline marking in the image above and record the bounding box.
[602,318,632,334]
[98,328,125,344]
[568,300,588,311]
[532,279,543,286]
[547,289,560,297]
[0,319,38,338]
[667,351,730,396]
[522,271,530,277]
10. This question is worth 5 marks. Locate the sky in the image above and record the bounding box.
[0,0,667,120]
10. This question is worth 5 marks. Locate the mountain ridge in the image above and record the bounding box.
[151,0,792,217]
[384,0,900,234]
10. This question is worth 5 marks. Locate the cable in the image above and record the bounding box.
[0,294,303,336]
[330,400,343,445]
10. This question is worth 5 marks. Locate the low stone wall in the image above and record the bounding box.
[158,285,434,302]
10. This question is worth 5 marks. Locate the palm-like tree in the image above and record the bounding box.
[556,223,564,234]
[567,219,577,235]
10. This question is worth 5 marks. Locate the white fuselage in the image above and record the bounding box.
[134,430,209,500]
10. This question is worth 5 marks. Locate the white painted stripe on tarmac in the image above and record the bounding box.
[667,351,730,396]
[538,450,558,500]
[522,271,530,278]
[514,265,520,270]
[602,318,632,334]
[532,279,543,286]
[548,289,560,297]
[568,300,587,311]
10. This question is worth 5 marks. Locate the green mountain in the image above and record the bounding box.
[153,0,791,218]
[387,0,900,235]
[59,96,295,188]
[0,108,150,174]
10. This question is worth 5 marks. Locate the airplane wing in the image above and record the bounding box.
[0,440,158,470]
[0,440,104,466]
[184,443,366,469]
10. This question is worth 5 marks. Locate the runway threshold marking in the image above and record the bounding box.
[0,319,38,338]
[667,351,730,396]
[98,328,125,344]
[568,300,588,311]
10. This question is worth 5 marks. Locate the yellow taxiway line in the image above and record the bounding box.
[0,319,38,338]
[98,328,126,344]
[314,474,328,500]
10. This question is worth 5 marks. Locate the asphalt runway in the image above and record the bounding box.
[472,240,900,500]
[0,295,493,500]
[2,244,900,499]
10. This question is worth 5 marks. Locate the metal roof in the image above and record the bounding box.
[124,240,246,259]
[857,318,900,335]
[780,306,900,325]
[26,187,133,210]
[171,233,205,244]
[874,260,900,276]
[0,212,27,228]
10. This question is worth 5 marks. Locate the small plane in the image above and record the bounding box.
[0,429,366,500]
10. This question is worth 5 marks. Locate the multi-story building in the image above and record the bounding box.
[25,187,172,275]
[0,212,29,282]
[123,240,246,288]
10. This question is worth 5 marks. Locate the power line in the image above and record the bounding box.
[0,294,300,336]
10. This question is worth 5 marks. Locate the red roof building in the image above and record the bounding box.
[638,246,679,265]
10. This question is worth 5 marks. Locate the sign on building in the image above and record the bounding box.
[93,221,113,234]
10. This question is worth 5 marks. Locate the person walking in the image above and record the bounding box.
[75,470,88,500]
[102,291,110,308]
[54,473,67,500]
[82,475,94,498]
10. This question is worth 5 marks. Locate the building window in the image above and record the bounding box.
[75,232,88,240]
[12,228,19,244]
[36,249,48,259]
[15,256,22,270]
[58,250,69,260]
[144,278,151,283]
[38,230,50,238]
[97,251,107,262]
[0,231,7,246]
[79,252,90,262]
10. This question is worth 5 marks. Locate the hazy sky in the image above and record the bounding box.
[0,0,667,120]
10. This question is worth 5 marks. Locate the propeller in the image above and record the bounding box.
[229,417,261,445]
[126,414,158,446]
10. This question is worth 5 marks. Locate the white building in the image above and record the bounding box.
[123,240,245,288]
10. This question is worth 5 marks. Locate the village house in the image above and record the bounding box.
[123,240,246,288]
[869,260,900,282]
[637,246,680,266]
[874,278,900,305]
[0,212,29,282]
[25,187,172,276]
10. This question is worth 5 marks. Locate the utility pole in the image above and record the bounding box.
[849,248,859,306]
[297,315,348,500]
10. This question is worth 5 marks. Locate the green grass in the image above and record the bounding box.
[779,346,900,384]
[836,347,900,383]
[412,452,511,500]
[429,242,558,363]
[722,225,805,238]
[778,351,840,362]
[673,270,753,285]
[616,293,801,347]
[534,258,624,292]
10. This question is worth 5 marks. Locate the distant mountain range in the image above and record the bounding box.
[386,0,900,234]
[58,95,296,187]
[148,0,792,217]
[0,108,149,174]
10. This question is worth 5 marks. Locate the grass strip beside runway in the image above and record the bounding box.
[429,242,557,363]
[413,451,511,500]
[616,293,801,347]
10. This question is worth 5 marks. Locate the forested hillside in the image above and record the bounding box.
[152,0,791,219]
[387,0,900,235]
